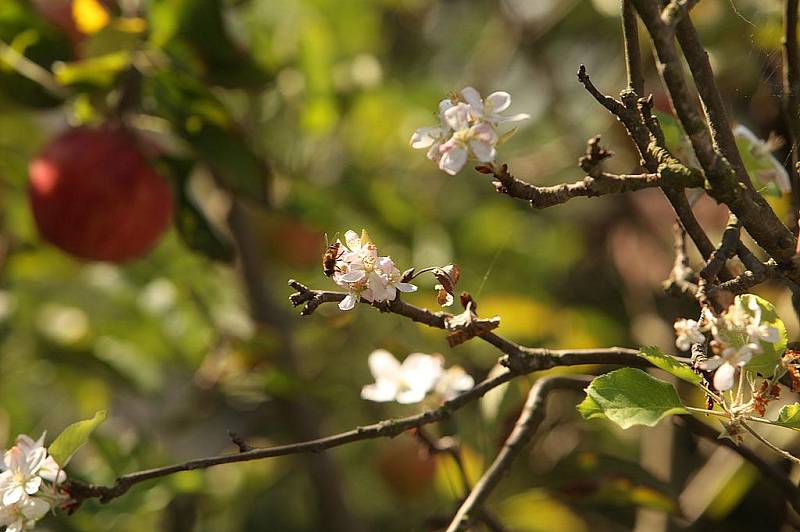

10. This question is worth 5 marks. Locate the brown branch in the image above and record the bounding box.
[632,0,799,268]
[485,162,701,209]
[784,0,800,214]
[661,0,701,27]
[445,376,591,531]
[66,367,519,505]
[622,0,645,95]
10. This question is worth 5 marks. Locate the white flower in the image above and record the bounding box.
[744,296,780,345]
[410,99,455,165]
[733,125,791,194]
[410,87,528,175]
[699,343,760,391]
[434,366,474,400]
[438,103,498,175]
[460,86,530,126]
[674,319,705,351]
[12,435,64,486]
[361,349,443,404]
[331,230,417,311]
[0,496,51,532]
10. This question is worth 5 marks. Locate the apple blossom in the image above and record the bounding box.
[673,318,705,351]
[459,86,530,126]
[361,349,475,404]
[677,296,781,391]
[329,230,417,311]
[0,497,50,532]
[410,86,528,175]
[434,366,475,401]
[361,349,444,404]
[0,433,67,532]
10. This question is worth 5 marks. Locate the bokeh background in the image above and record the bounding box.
[1,0,799,530]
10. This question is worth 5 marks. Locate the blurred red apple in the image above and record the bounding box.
[29,126,173,263]
[375,435,436,497]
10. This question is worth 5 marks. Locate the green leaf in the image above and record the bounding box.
[638,346,702,386]
[48,410,107,467]
[146,71,268,202]
[772,404,800,430]
[578,368,687,429]
[740,294,788,377]
[161,158,235,262]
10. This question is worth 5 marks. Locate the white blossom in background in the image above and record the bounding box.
[361,349,475,404]
[410,87,529,175]
[733,125,791,195]
[673,319,706,351]
[434,366,475,401]
[331,230,417,311]
[0,434,67,532]
[676,296,781,391]
[361,349,444,404]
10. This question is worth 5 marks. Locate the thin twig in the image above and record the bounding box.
[622,0,645,95]
[740,421,800,466]
[445,376,591,531]
[674,416,800,512]
[0,40,68,99]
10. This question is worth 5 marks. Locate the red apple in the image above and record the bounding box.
[29,126,173,263]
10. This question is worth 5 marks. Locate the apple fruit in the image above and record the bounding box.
[29,126,173,263]
[375,434,437,497]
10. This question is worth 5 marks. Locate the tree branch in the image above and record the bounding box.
[445,376,591,531]
[784,0,800,214]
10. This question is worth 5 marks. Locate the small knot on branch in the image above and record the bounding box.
[288,279,323,315]
[228,431,252,452]
[578,136,614,177]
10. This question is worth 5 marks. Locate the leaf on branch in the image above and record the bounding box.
[771,404,800,430]
[577,368,687,429]
[741,294,788,377]
[49,410,107,467]
[638,346,702,386]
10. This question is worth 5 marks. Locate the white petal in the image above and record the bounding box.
[338,270,366,283]
[698,357,724,371]
[344,230,360,250]
[460,86,483,109]
[438,98,454,118]
[361,382,398,402]
[495,112,530,124]
[396,283,417,293]
[368,349,402,380]
[485,91,511,113]
[338,294,358,311]
[3,485,23,506]
[771,162,792,194]
[426,140,443,162]
[401,353,443,392]
[410,126,440,149]
[395,388,427,404]
[469,139,496,162]
[439,145,468,175]
[444,103,471,131]
[20,497,50,520]
[713,362,737,391]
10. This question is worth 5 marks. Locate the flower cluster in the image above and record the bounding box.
[331,230,417,311]
[674,296,780,391]
[361,349,475,404]
[0,434,66,532]
[410,87,529,175]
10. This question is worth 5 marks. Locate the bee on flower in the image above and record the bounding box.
[328,230,417,311]
[410,87,529,175]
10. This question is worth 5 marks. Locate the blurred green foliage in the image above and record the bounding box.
[0,0,797,530]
